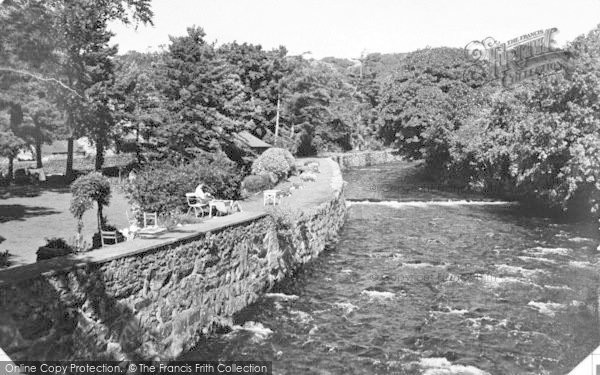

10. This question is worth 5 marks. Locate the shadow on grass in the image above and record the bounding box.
[0,204,60,223]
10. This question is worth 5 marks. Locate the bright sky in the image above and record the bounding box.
[110,0,600,58]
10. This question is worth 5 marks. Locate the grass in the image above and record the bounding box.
[0,183,130,267]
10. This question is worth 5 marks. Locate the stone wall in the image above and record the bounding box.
[0,162,347,361]
[329,150,402,170]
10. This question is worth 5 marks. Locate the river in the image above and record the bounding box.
[185,161,600,375]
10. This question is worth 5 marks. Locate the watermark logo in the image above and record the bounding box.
[464,28,571,86]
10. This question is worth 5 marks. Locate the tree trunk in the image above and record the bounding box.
[136,122,141,165]
[35,137,42,168]
[97,203,104,233]
[66,137,74,179]
[95,141,104,171]
[7,156,13,182]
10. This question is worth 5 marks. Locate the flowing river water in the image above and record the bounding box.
[186,161,600,374]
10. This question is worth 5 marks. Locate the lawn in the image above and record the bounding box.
[0,184,130,267]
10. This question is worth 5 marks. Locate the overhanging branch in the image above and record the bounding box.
[0,66,83,98]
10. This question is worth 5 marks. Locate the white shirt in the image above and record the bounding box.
[195,186,209,199]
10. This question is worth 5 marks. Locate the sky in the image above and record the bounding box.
[110,0,600,59]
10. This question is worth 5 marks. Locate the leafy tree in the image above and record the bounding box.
[0,129,25,179]
[0,0,153,177]
[148,27,243,161]
[113,51,165,162]
[217,43,289,139]
[377,47,491,172]
[280,58,355,155]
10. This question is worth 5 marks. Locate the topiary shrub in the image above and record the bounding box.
[251,148,295,181]
[241,174,274,194]
[125,155,244,215]
[36,237,74,261]
[70,172,112,250]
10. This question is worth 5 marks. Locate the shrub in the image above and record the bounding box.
[251,148,295,180]
[70,172,112,240]
[125,155,244,215]
[0,250,10,268]
[36,237,74,261]
[241,174,274,193]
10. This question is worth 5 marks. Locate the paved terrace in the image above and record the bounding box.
[0,157,337,285]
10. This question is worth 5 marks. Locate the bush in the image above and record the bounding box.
[251,148,295,180]
[70,172,112,243]
[36,238,74,261]
[241,174,274,193]
[125,155,244,215]
[0,250,10,268]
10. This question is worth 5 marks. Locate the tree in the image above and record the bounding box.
[0,0,153,177]
[70,172,112,240]
[148,27,243,161]
[280,58,357,155]
[0,129,24,180]
[113,51,165,163]
[377,47,491,172]
[217,43,289,139]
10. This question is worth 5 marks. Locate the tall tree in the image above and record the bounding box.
[0,0,153,176]
[148,27,243,161]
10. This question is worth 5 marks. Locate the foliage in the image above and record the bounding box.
[125,154,243,214]
[36,237,74,261]
[377,47,491,170]
[0,250,10,268]
[379,27,600,217]
[251,147,295,179]
[0,0,153,176]
[280,58,356,155]
[70,172,112,236]
[241,174,274,194]
[145,27,243,162]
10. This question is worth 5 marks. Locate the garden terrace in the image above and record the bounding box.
[0,157,336,278]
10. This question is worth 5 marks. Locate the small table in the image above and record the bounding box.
[263,189,281,206]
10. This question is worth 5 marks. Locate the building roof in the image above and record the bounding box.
[235,131,272,149]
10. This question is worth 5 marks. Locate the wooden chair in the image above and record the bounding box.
[143,212,158,227]
[100,230,118,247]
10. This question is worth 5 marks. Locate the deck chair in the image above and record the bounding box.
[138,212,167,238]
[186,193,210,217]
[100,230,118,246]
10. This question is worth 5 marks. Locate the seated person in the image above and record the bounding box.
[194,183,214,200]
